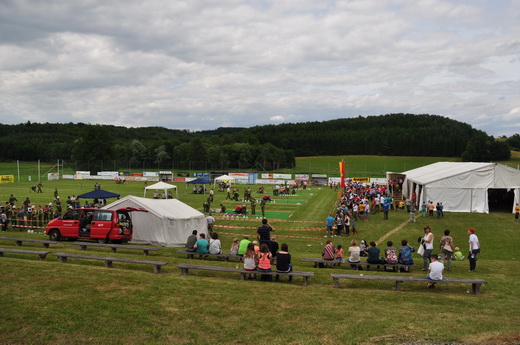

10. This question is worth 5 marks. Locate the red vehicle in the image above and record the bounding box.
[45,207,147,243]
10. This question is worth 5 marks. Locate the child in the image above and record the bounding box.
[359,240,368,257]
[243,243,257,280]
[351,217,357,235]
[427,254,444,288]
[252,240,260,255]
[384,240,398,271]
[230,238,239,255]
[335,244,344,263]
[453,247,465,261]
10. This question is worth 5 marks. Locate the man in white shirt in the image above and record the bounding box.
[427,254,444,288]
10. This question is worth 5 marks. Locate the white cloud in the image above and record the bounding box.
[0,0,519,135]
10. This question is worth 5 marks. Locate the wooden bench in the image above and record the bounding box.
[177,249,241,262]
[0,236,58,248]
[331,273,488,294]
[177,263,314,286]
[0,247,51,261]
[301,258,415,271]
[54,252,168,273]
[71,242,160,256]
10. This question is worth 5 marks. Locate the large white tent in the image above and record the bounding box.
[144,181,178,198]
[400,162,520,213]
[103,196,207,246]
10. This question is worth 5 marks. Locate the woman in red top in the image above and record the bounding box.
[257,243,272,272]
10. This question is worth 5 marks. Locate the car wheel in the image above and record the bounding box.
[49,229,61,241]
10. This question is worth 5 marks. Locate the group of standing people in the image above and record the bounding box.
[419,225,480,276]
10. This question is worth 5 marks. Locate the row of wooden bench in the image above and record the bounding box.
[178,250,416,272]
[0,236,158,255]
[0,247,488,293]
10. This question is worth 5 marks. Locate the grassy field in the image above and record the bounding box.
[1,161,520,344]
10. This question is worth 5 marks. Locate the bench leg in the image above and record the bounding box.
[104,260,113,268]
[153,265,161,274]
[111,248,117,253]
[143,250,149,256]
[43,243,50,248]
[302,276,308,286]
[333,278,340,288]
[0,252,4,257]
[38,254,47,261]
[240,273,246,281]
[59,256,68,263]
[81,245,87,251]
[181,268,189,275]
[16,240,22,247]
[472,283,480,295]
[395,281,402,291]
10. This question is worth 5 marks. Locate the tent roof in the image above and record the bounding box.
[104,195,203,219]
[402,162,520,188]
[214,174,235,181]
[77,189,120,199]
[187,178,211,184]
[144,182,177,191]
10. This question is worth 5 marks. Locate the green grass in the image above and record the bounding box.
[1,160,520,344]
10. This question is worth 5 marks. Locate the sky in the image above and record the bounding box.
[0,0,519,136]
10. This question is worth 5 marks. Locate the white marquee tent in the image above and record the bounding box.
[399,162,520,213]
[213,174,235,188]
[144,181,178,198]
[103,196,207,246]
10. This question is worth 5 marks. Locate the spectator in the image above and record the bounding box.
[243,243,257,280]
[439,229,454,270]
[398,239,415,271]
[257,243,272,280]
[237,235,251,256]
[335,244,344,262]
[230,238,239,255]
[467,227,480,272]
[384,240,398,272]
[209,232,222,255]
[257,218,274,250]
[421,226,434,271]
[453,247,465,261]
[276,243,292,281]
[206,213,215,237]
[347,240,361,269]
[427,254,444,288]
[194,233,209,255]
[325,213,334,237]
[185,230,198,252]
[270,235,279,263]
[322,240,335,261]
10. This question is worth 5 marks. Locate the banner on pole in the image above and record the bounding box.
[339,161,345,188]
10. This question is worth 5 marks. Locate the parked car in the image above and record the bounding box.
[45,207,147,243]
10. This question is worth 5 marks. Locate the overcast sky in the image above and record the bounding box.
[1,0,519,136]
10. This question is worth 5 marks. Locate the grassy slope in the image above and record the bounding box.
[0,159,520,344]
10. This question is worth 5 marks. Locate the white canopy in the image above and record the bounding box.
[214,174,235,183]
[103,196,207,246]
[400,162,520,213]
[144,181,178,198]
[213,174,235,188]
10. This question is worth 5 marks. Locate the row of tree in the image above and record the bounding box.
[0,114,512,172]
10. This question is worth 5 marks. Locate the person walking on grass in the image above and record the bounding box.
[468,227,480,273]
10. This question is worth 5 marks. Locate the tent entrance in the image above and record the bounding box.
[488,189,514,212]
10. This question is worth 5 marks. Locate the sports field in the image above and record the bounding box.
[1,163,520,344]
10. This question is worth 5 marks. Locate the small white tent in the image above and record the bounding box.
[400,162,520,213]
[144,181,178,198]
[103,196,207,246]
[213,174,235,188]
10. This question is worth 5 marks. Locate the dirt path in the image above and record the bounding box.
[376,220,409,244]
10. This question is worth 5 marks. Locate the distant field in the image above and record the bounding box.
[2,153,520,181]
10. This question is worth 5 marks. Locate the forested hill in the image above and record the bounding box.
[245,114,472,156]
[0,114,511,171]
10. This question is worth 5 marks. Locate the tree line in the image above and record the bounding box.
[0,114,512,173]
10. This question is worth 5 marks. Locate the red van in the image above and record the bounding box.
[45,207,147,243]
